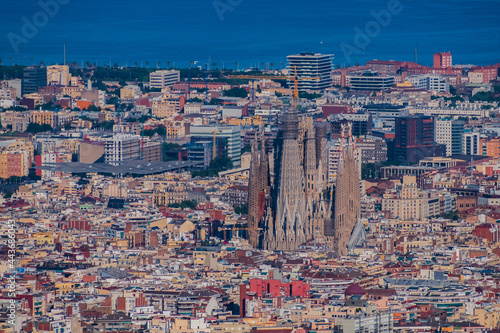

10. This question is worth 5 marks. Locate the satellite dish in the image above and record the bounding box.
[245,250,252,257]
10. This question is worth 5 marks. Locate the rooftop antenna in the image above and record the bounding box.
[63,39,66,65]
[414,43,418,63]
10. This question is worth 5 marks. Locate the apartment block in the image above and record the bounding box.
[149,70,180,89]
[104,134,141,165]
[190,126,241,167]
[22,66,47,95]
[462,131,482,155]
[409,74,450,92]
[47,65,71,86]
[287,53,333,91]
[152,94,186,118]
[434,118,464,156]
[433,52,452,68]
[480,137,500,158]
[30,111,55,128]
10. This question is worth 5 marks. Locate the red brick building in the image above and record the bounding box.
[473,223,500,243]
[433,52,452,68]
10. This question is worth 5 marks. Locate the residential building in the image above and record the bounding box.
[184,103,202,114]
[141,141,163,162]
[222,185,248,207]
[152,94,186,118]
[30,111,55,128]
[81,89,106,107]
[408,74,449,92]
[395,115,445,164]
[190,126,241,167]
[434,118,464,156]
[22,66,47,95]
[363,104,409,128]
[47,65,71,86]
[329,113,373,137]
[149,70,180,89]
[480,137,500,158]
[287,53,333,91]
[1,111,29,132]
[336,311,393,333]
[0,151,30,178]
[349,72,395,91]
[356,136,388,165]
[188,141,212,167]
[327,140,341,182]
[153,183,188,206]
[433,52,452,68]
[462,130,482,155]
[382,175,426,220]
[120,85,141,100]
[104,134,141,165]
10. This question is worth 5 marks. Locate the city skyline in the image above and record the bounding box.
[1,0,500,331]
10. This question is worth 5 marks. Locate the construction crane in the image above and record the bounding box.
[212,129,221,159]
[227,66,320,106]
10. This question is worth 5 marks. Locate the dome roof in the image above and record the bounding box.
[345,283,365,296]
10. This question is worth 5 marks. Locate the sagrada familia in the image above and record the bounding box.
[247,105,366,255]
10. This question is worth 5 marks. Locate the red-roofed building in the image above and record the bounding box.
[473,223,500,243]
[433,52,452,69]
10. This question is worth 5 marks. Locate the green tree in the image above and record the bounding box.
[224,87,248,98]
[168,200,198,209]
[241,144,251,154]
[299,91,322,100]
[470,91,499,103]
[234,204,248,215]
[191,156,233,178]
[86,104,101,111]
[190,97,203,103]
[141,126,166,137]
[98,120,114,130]
[26,123,52,134]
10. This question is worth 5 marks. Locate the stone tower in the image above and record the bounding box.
[333,123,362,255]
[262,105,308,251]
[247,102,332,250]
[247,132,269,248]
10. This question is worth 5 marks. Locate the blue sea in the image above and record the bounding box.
[0,0,499,69]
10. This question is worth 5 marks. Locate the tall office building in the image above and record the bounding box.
[149,70,180,89]
[462,131,482,155]
[190,126,241,167]
[287,53,333,91]
[104,134,141,165]
[434,118,464,156]
[395,116,445,164]
[22,66,47,95]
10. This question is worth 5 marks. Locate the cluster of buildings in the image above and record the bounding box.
[0,51,499,332]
